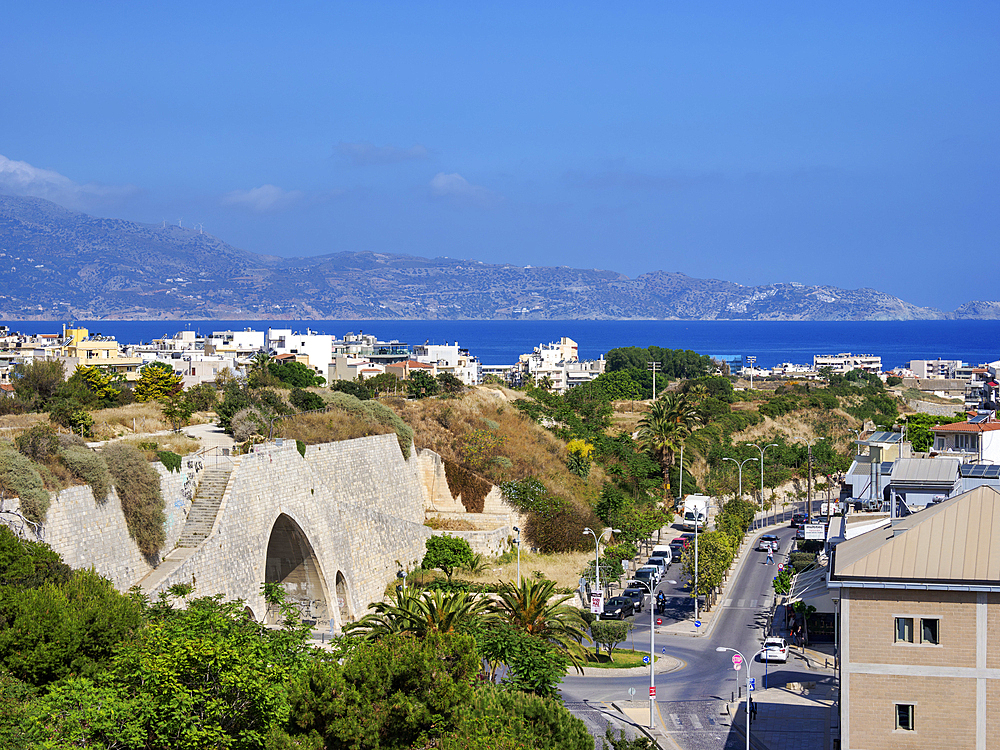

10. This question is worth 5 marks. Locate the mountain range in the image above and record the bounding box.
[0,194,995,321]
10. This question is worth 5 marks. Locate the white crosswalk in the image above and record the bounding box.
[689,714,703,729]
[724,596,774,610]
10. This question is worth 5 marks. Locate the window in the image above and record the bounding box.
[920,618,939,645]
[895,617,914,643]
[895,704,915,731]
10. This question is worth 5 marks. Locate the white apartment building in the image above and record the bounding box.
[205,329,266,358]
[907,358,964,379]
[813,352,882,375]
[412,342,481,385]
[266,328,333,377]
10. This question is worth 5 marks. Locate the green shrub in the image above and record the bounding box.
[289,388,326,412]
[14,424,60,463]
[155,450,182,473]
[231,407,265,442]
[0,525,71,589]
[185,382,219,411]
[0,444,50,523]
[59,446,111,503]
[295,440,306,458]
[325,391,413,458]
[102,443,165,558]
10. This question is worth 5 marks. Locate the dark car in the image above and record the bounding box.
[601,596,635,620]
[791,513,808,528]
[669,540,688,559]
[678,533,696,544]
[622,587,646,612]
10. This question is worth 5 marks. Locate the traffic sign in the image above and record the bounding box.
[662,647,666,654]
[778,564,784,572]
[732,654,743,667]
[694,620,701,627]
[656,618,663,625]
[748,678,755,692]
[628,687,636,697]
[642,655,650,665]
[649,686,656,697]
[733,662,741,671]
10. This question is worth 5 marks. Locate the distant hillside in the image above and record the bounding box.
[0,195,995,321]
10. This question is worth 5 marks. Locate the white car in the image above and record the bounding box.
[637,565,661,584]
[761,636,788,663]
[757,534,780,552]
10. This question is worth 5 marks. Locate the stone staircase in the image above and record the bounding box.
[176,467,232,548]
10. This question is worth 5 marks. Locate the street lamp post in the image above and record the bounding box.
[512,526,521,585]
[716,646,767,750]
[648,361,661,399]
[650,577,678,729]
[723,456,758,501]
[746,355,756,391]
[583,527,621,603]
[746,443,778,525]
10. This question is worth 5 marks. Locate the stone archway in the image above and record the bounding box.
[335,571,352,624]
[264,514,330,627]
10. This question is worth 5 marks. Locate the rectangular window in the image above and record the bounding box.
[895,704,915,731]
[920,618,939,644]
[895,617,914,643]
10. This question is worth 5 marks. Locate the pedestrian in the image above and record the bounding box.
[766,547,774,565]
[749,696,758,722]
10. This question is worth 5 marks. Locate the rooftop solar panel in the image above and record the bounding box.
[969,414,990,424]
[986,466,1000,478]
[881,462,895,473]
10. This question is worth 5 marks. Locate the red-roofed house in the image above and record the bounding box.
[932,415,1000,464]
[385,360,436,380]
[0,383,14,398]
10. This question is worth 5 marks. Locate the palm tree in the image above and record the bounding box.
[346,588,495,639]
[637,393,702,497]
[494,578,589,670]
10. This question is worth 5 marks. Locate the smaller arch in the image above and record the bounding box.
[335,571,353,624]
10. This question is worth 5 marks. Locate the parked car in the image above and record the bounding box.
[632,568,657,589]
[678,533,696,544]
[669,539,688,558]
[761,636,788,663]
[757,534,780,552]
[627,578,652,593]
[637,564,661,584]
[791,513,808,528]
[647,555,670,573]
[622,587,646,612]
[601,596,635,620]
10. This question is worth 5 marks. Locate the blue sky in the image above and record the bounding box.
[1,2,997,310]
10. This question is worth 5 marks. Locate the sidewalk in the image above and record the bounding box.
[726,677,838,750]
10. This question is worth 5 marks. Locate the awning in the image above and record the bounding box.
[786,565,837,614]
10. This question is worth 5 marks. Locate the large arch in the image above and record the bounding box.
[264,513,331,627]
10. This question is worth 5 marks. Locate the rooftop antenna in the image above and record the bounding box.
[178,218,183,227]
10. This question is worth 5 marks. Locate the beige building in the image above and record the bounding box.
[52,326,144,381]
[829,485,1000,749]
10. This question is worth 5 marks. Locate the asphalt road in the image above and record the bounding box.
[562,513,823,750]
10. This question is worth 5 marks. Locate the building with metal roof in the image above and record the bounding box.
[829,485,1000,749]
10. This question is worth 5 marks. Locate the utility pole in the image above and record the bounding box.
[747,355,756,391]
[807,444,813,520]
[648,361,661,399]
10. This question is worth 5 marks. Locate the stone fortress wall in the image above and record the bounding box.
[24,433,520,631]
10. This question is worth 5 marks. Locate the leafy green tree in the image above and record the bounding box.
[289,388,326,411]
[601,724,658,750]
[422,534,474,582]
[406,370,440,398]
[437,371,466,394]
[185,382,219,411]
[269,361,322,388]
[365,372,402,395]
[327,379,371,400]
[578,370,643,401]
[134,361,183,403]
[47,398,95,436]
[0,525,70,589]
[605,346,652,372]
[276,631,479,750]
[637,393,701,496]
[465,619,569,697]
[0,567,144,686]
[161,390,195,431]
[65,364,123,408]
[11,359,65,410]
[589,619,630,661]
[681,530,736,598]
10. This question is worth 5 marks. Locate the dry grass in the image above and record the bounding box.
[278,410,396,445]
[733,408,857,448]
[462,550,592,589]
[123,434,200,457]
[393,388,605,500]
[424,517,478,531]
[0,412,49,442]
[90,403,170,440]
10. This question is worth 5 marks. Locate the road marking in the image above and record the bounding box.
[724,598,732,607]
[737,599,745,607]
[670,713,682,729]
[762,597,772,609]
[689,714,703,729]
[751,599,758,607]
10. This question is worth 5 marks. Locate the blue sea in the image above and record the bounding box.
[3,319,999,370]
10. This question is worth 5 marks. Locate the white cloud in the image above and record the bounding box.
[335,141,429,167]
[0,154,139,209]
[428,172,502,207]
[221,184,304,212]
